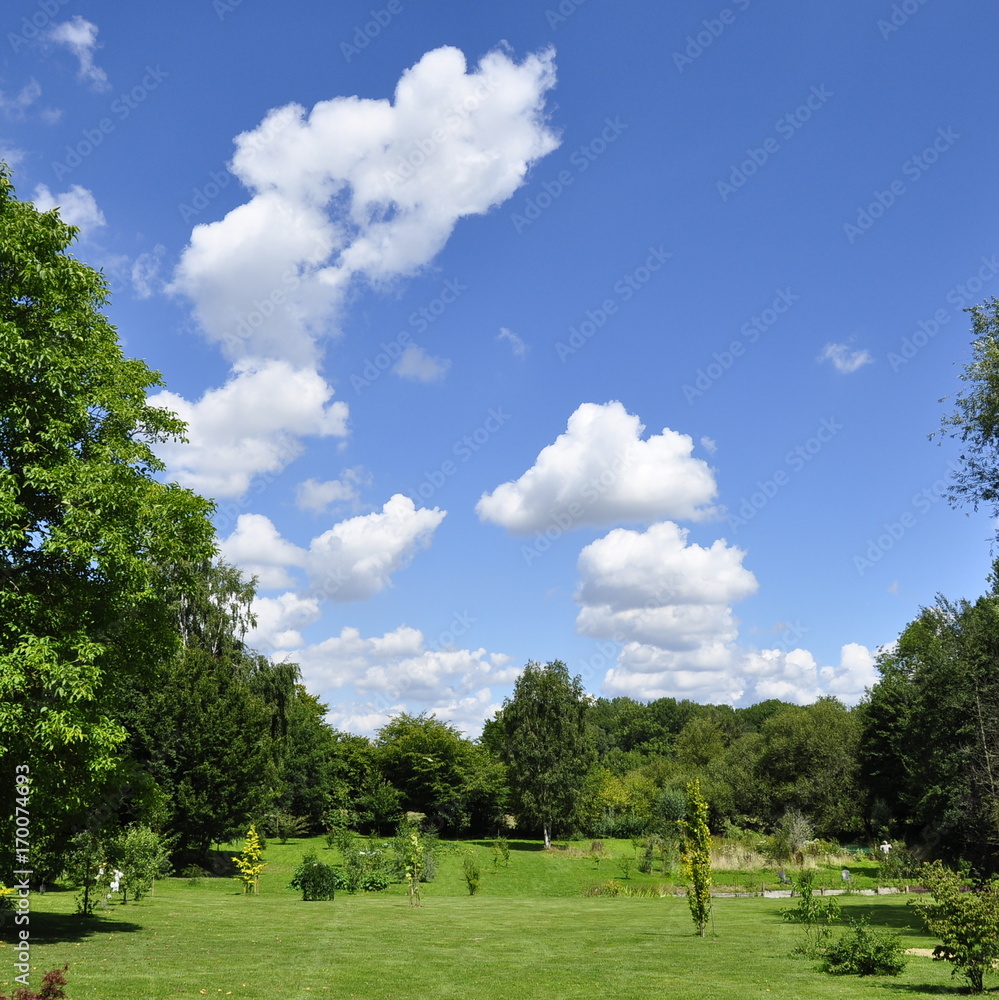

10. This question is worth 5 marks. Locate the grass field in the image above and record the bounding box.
[4,836,969,1000]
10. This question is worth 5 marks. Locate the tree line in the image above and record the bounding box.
[5,165,999,883]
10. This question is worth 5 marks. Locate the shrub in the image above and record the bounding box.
[822,917,907,977]
[0,966,68,1000]
[264,812,310,844]
[911,861,999,994]
[780,870,840,957]
[289,851,338,901]
[462,851,481,895]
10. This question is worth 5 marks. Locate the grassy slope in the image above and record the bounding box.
[4,836,962,1000]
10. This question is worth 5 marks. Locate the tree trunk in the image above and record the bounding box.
[543,824,551,849]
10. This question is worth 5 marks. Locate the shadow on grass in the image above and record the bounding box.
[467,840,547,852]
[877,983,962,995]
[769,900,927,933]
[6,909,143,945]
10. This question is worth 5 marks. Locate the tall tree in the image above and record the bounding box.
[937,297,999,527]
[499,660,594,848]
[0,167,215,860]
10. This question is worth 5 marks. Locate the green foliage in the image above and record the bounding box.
[462,850,481,895]
[680,779,712,937]
[233,826,266,895]
[821,917,907,977]
[264,811,310,844]
[62,830,108,916]
[492,837,511,869]
[780,871,840,957]
[0,966,68,1000]
[0,166,215,861]
[499,660,595,848]
[936,296,999,523]
[105,825,172,902]
[910,860,999,993]
[766,810,814,864]
[288,850,337,901]
[876,841,920,888]
[400,827,424,906]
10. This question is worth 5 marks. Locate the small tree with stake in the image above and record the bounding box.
[680,779,712,937]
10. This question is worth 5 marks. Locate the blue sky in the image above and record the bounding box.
[4,0,998,734]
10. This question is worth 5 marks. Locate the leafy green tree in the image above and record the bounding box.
[106,825,172,902]
[0,166,215,864]
[680,779,712,937]
[911,861,999,994]
[937,297,999,526]
[375,712,506,835]
[499,660,595,848]
[861,583,999,873]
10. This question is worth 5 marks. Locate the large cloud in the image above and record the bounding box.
[477,402,718,534]
[284,624,515,735]
[217,495,446,603]
[171,45,558,364]
[150,359,348,499]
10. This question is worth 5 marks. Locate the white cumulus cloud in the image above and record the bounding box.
[393,343,450,382]
[477,401,718,534]
[819,342,873,374]
[149,359,349,499]
[32,183,105,231]
[296,468,366,514]
[171,45,558,365]
[47,17,109,92]
[217,513,307,590]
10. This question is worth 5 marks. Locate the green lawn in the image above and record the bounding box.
[4,836,966,1000]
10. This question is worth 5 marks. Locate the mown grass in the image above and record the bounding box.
[3,835,963,1000]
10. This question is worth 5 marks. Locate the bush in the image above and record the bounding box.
[822,917,907,977]
[462,851,481,895]
[780,871,840,957]
[288,851,338,901]
[0,966,68,1000]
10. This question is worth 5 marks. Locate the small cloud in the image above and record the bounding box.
[40,107,63,125]
[819,342,873,374]
[32,183,106,231]
[47,17,110,92]
[887,579,899,595]
[0,79,41,120]
[497,326,528,358]
[131,245,166,299]
[0,146,27,169]
[700,436,717,455]
[393,343,451,383]
[296,468,368,514]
